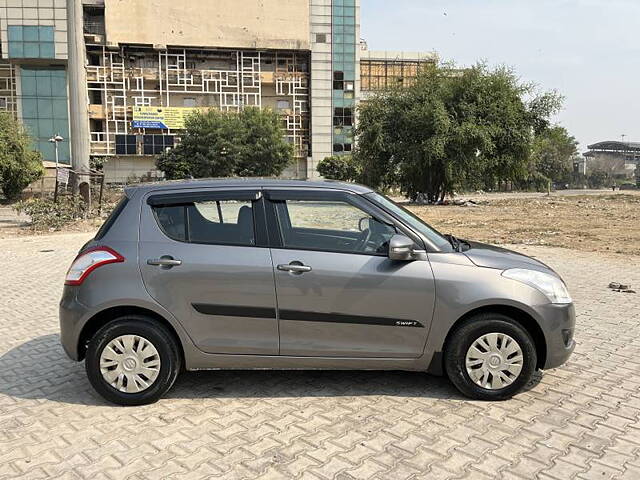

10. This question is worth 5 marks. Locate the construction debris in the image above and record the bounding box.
[609,283,636,294]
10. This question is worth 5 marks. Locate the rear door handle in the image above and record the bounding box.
[277,263,312,274]
[147,256,182,268]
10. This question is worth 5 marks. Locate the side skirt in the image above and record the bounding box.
[183,350,434,372]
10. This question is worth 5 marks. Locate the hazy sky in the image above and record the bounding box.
[360,0,640,152]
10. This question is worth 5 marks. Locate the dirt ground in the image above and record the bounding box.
[2,190,639,256]
[405,191,640,256]
[0,205,104,239]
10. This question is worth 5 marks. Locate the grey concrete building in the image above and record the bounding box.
[0,0,435,182]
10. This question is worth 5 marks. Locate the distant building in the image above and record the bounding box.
[0,0,436,182]
[360,50,436,98]
[585,141,639,180]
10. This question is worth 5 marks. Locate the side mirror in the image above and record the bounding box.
[389,234,416,261]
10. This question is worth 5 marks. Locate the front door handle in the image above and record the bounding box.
[147,256,182,268]
[277,263,312,274]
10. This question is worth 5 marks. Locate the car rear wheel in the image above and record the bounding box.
[85,316,181,406]
[444,313,537,401]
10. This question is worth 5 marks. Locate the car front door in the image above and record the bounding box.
[266,189,436,358]
[138,189,279,355]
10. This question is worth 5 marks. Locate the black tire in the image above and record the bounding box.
[444,313,537,401]
[85,315,181,406]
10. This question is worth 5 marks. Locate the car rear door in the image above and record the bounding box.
[265,189,436,358]
[138,188,279,355]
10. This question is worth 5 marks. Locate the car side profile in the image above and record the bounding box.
[60,180,575,406]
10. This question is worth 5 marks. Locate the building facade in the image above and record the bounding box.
[0,0,70,164]
[0,0,435,182]
[585,141,639,181]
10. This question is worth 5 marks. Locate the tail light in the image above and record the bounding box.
[65,246,125,286]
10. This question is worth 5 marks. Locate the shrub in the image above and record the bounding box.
[0,112,44,200]
[14,197,88,231]
[317,155,360,182]
[587,169,608,189]
[157,108,293,180]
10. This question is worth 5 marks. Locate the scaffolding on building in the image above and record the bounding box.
[85,46,310,167]
[87,50,127,156]
[360,52,437,92]
[0,60,17,117]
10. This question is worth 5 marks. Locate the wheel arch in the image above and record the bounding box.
[429,304,547,375]
[77,305,185,364]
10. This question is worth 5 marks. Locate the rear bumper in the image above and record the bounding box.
[537,302,576,369]
[59,287,84,361]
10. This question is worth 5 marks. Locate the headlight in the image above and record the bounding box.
[502,268,572,304]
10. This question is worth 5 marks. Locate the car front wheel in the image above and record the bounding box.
[85,316,181,406]
[444,313,537,401]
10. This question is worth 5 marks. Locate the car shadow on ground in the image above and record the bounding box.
[0,334,541,407]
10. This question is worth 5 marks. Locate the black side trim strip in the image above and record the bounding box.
[193,304,276,319]
[279,310,424,328]
[192,303,424,327]
[265,189,354,201]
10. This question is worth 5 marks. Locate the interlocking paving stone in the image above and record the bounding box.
[1,233,639,479]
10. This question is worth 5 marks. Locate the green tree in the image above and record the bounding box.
[234,108,294,177]
[157,107,293,180]
[353,63,562,202]
[317,155,360,181]
[587,169,608,189]
[530,126,579,184]
[0,112,44,201]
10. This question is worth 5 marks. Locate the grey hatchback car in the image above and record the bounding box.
[60,179,575,405]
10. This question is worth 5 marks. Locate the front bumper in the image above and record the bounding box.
[536,302,576,369]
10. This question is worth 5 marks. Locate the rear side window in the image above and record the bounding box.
[153,200,255,247]
[154,206,186,242]
[95,196,129,240]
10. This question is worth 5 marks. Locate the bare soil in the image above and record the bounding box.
[406,192,640,256]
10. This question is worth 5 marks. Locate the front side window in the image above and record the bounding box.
[153,200,255,246]
[274,199,396,255]
[365,192,452,251]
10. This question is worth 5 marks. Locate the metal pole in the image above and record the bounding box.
[53,141,59,203]
[98,174,104,216]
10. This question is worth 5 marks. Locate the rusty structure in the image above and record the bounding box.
[360,50,436,94]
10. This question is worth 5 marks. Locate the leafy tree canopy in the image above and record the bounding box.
[0,112,44,201]
[157,107,293,180]
[353,62,563,202]
[530,125,579,183]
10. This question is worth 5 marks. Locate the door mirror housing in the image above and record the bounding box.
[389,234,417,261]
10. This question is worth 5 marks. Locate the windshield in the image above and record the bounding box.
[365,192,452,251]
